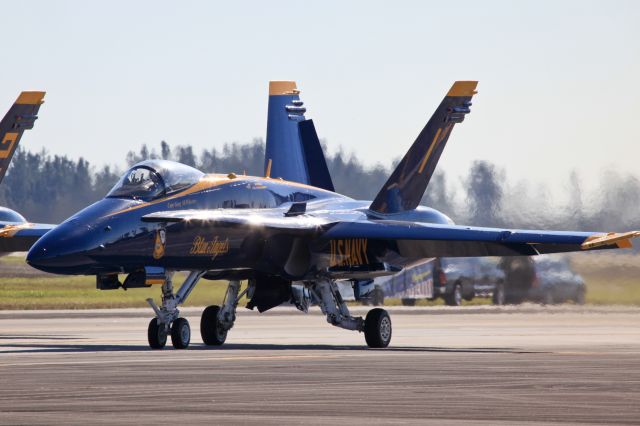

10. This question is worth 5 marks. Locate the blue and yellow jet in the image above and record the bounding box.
[26,81,640,349]
[0,91,54,254]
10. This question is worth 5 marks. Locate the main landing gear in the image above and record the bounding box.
[200,280,245,346]
[309,279,392,348]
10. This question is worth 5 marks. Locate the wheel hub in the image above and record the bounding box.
[180,323,190,342]
[380,316,391,342]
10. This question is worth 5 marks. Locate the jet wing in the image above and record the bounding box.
[142,207,638,257]
[0,222,55,252]
[321,220,640,256]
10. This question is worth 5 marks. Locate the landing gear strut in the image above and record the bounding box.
[311,278,392,348]
[146,270,205,349]
[200,280,246,346]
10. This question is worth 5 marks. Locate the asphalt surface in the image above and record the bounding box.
[1,305,639,425]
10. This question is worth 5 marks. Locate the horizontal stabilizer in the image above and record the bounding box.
[370,81,477,214]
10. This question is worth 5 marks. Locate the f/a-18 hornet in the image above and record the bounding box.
[26,81,639,349]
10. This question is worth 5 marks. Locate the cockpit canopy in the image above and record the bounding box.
[107,160,204,201]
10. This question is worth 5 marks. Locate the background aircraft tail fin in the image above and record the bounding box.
[264,81,310,183]
[298,119,335,192]
[0,91,45,184]
[264,81,335,190]
[369,81,477,214]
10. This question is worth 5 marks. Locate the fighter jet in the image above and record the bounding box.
[26,81,639,349]
[0,92,54,254]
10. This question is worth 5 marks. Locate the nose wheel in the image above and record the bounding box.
[147,318,168,349]
[171,317,191,349]
[145,270,205,350]
[147,317,191,349]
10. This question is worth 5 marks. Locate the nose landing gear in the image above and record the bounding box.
[146,270,205,350]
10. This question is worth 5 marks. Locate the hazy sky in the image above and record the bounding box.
[2,0,639,193]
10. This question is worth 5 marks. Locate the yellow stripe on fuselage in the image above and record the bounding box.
[265,159,272,178]
[106,174,340,218]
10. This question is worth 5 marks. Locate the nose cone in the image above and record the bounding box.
[27,222,97,274]
[26,198,138,274]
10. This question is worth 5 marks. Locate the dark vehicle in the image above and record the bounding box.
[498,257,537,304]
[470,258,507,305]
[529,256,586,305]
[437,258,505,306]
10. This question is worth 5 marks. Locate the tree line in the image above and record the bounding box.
[1,140,638,236]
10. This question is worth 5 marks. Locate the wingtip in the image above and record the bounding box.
[16,91,46,105]
[447,81,478,97]
[0,223,35,237]
[269,81,299,95]
[581,230,640,250]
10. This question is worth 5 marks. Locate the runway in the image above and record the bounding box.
[1,306,639,425]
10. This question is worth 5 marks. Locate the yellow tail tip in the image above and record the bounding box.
[447,81,478,97]
[16,91,46,105]
[269,81,299,96]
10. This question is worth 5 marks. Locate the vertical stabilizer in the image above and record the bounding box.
[0,91,45,183]
[298,119,335,192]
[264,81,309,183]
[369,81,477,214]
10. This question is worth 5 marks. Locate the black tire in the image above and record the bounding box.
[147,318,167,350]
[462,282,474,301]
[364,308,392,348]
[200,305,227,346]
[171,317,191,349]
[445,283,463,306]
[401,298,416,306]
[492,283,506,305]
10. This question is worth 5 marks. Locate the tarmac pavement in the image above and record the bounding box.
[1,305,639,425]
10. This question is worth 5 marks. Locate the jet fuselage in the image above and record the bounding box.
[26,162,451,280]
